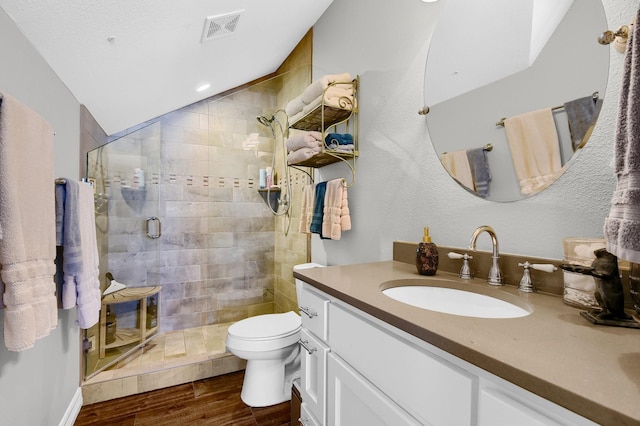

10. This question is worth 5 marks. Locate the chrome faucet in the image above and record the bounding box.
[468,225,503,286]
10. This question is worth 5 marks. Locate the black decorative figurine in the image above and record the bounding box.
[560,248,640,329]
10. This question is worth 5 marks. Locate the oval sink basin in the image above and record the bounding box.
[382,282,531,319]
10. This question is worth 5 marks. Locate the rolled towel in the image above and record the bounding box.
[287,147,318,164]
[286,132,323,152]
[285,94,306,117]
[303,88,356,114]
[324,133,353,148]
[302,73,352,104]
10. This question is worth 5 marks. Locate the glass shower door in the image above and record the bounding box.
[83,122,161,380]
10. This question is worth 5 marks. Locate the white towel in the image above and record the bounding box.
[604,8,640,263]
[285,94,306,117]
[504,108,562,195]
[301,73,352,104]
[55,179,101,328]
[0,92,58,351]
[440,151,475,192]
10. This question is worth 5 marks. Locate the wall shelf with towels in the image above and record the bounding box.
[287,76,359,185]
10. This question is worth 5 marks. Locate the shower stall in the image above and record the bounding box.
[83,69,311,380]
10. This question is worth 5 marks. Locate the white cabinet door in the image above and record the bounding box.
[300,328,330,425]
[327,353,421,426]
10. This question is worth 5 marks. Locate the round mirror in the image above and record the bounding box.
[424,0,609,202]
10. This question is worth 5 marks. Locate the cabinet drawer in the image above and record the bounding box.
[327,353,421,426]
[329,302,476,426]
[299,329,330,426]
[299,403,320,426]
[297,281,330,341]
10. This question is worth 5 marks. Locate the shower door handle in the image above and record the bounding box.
[145,217,162,239]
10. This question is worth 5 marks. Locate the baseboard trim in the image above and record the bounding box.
[59,387,83,426]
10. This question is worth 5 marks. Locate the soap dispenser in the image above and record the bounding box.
[416,227,438,276]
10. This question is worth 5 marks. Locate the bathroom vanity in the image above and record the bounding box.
[294,258,640,426]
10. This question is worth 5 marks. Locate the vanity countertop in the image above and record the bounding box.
[294,260,640,426]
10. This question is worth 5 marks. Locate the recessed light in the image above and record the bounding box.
[196,83,211,92]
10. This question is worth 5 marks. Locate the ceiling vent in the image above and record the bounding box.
[201,10,244,43]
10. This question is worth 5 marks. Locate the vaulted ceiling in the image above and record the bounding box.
[0,0,333,135]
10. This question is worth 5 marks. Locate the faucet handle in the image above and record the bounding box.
[517,262,557,292]
[447,252,473,279]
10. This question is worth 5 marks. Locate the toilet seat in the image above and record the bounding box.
[228,311,301,341]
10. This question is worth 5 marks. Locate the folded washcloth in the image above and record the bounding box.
[287,147,320,164]
[55,179,101,328]
[440,150,475,192]
[286,131,323,152]
[299,184,316,234]
[604,8,640,264]
[0,92,58,351]
[310,182,328,237]
[302,73,352,104]
[504,108,562,195]
[564,96,603,150]
[324,133,353,148]
[328,144,355,153]
[466,147,492,198]
[285,94,306,117]
[322,179,351,240]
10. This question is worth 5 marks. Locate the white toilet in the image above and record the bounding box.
[225,263,324,407]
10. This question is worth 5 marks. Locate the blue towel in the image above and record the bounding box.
[324,133,353,149]
[310,182,328,238]
[466,148,491,198]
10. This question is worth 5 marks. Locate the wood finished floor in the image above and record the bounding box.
[75,370,291,426]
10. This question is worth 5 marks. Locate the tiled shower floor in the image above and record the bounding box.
[81,322,246,405]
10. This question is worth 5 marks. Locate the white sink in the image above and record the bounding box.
[382,281,531,319]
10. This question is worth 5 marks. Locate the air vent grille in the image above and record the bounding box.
[201,10,243,42]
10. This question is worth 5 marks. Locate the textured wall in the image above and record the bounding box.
[312,0,635,265]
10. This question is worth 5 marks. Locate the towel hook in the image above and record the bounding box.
[598,24,631,53]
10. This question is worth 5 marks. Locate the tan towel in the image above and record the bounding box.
[0,92,58,351]
[301,73,352,104]
[287,147,320,164]
[299,184,316,234]
[504,108,562,195]
[439,151,475,191]
[322,179,350,240]
[286,131,323,152]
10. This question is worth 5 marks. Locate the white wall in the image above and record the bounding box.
[312,0,636,264]
[0,7,81,426]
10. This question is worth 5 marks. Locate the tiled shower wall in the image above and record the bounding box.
[99,72,308,332]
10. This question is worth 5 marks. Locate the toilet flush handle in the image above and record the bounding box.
[299,306,317,318]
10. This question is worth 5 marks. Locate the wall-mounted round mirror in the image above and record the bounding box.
[424,0,609,202]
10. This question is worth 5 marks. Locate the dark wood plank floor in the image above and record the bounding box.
[75,371,291,426]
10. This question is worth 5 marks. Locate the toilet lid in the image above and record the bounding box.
[228,311,301,340]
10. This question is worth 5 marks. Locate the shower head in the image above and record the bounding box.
[256,115,275,127]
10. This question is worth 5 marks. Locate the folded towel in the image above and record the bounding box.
[466,148,492,198]
[310,182,328,237]
[327,144,355,152]
[324,133,353,148]
[564,96,603,150]
[322,179,351,240]
[287,147,320,164]
[301,73,352,104]
[604,9,640,264]
[0,92,58,351]
[504,108,562,195]
[303,88,356,113]
[286,131,323,152]
[55,179,101,328]
[440,151,475,192]
[299,184,316,234]
[285,94,306,117]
